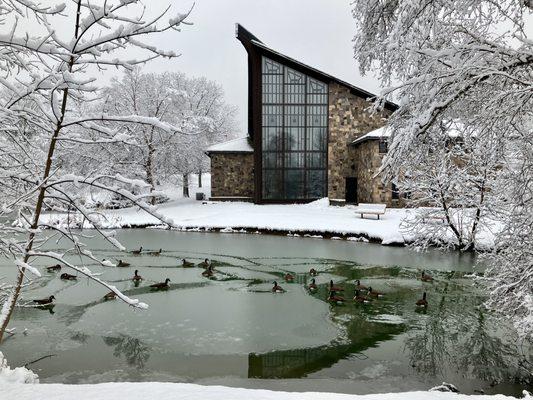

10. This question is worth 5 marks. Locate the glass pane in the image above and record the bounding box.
[285,127,305,151]
[307,127,326,151]
[262,152,283,169]
[307,170,326,198]
[284,105,305,127]
[285,152,305,168]
[263,169,283,200]
[284,170,304,199]
[262,127,282,151]
[263,58,283,74]
[306,152,326,169]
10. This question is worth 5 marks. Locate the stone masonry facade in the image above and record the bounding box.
[327,83,397,206]
[210,153,254,198]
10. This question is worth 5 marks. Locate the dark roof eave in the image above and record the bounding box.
[235,23,398,112]
[206,150,254,157]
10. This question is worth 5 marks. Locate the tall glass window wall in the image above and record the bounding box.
[261,57,328,200]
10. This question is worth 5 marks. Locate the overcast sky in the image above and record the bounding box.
[141,0,381,135]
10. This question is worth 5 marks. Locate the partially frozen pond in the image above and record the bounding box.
[1,230,531,395]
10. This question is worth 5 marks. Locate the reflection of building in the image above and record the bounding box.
[207,24,402,206]
[248,321,402,378]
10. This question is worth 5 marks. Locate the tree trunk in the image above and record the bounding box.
[0,0,82,344]
[182,174,189,198]
[198,170,202,188]
[146,142,156,205]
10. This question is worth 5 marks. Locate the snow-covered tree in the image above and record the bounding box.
[68,69,236,201]
[352,1,533,336]
[0,0,191,342]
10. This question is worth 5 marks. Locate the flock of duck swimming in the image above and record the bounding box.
[272,268,432,308]
[31,247,433,309]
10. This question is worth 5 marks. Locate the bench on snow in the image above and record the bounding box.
[353,203,387,220]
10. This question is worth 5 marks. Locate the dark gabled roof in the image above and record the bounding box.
[235,24,398,112]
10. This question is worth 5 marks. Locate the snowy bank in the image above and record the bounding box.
[0,352,38,384]
[3,382,530,400]
[41,198,497,247]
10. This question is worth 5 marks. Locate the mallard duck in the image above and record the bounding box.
[131,246,143,255]
[284,273,294,282]
[117,260,131,268]
[148,248,162,256]
[308,278,317,291]
[199,258,211,268]
[33,295,55,305]
[329,280,344,292]
[309,268,318,277]
[182,259,194,268]
[150,278,170,290]
[353,289,371,304]
[46,264,61,272]
[104,291,117,300]
[416,292,428,308]
[60,273,77,280]
[327,290,345,305]
[355,279,368,291]
[367,286,384,298]
[272,281,284,293]
[421,270,434,282]
[132,270,142,281]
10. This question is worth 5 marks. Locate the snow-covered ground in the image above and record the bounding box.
[1,350,529,400]
[3,382,530,400]
[42,196,498,247]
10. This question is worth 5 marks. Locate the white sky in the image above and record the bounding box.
[137,0,380,135]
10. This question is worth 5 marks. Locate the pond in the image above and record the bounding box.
[1,230,531,396]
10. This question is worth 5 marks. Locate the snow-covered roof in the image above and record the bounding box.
[205,136,253,154]
[351,126,390,146]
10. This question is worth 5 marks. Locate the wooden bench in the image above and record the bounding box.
[353,203,387,220]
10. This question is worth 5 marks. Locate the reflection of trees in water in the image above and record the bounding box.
[405,283,531,386]
[103,335,150,369]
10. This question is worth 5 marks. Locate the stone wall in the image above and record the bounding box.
[349,141,406,207]
[209,153,254,198]
[327,83,392,201]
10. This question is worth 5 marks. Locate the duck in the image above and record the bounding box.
[33,295,55,305]
[329,280,344,292]
[284,273,294,283]
[327,290,345,305]
[272,281,285,293]
[421,270,434,282]
[148,248,162,256]
[202,265,214,277]
[46,264,61,272]
[308,278,317,292]
[353,289,371,304]
[103,291,117,300]
[131,246,143,255]
[355,279,368,291]
[309,268,318,277]
[150,278,170,290]
[199,258,211,268]
[60,273,77,280]
[416,292,428,308]
[117,260,131,268]
[182,259,195,268]
[367,286,384,298]
[132,270,142,281]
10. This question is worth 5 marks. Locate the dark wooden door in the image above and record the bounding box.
[345,177,357,204]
